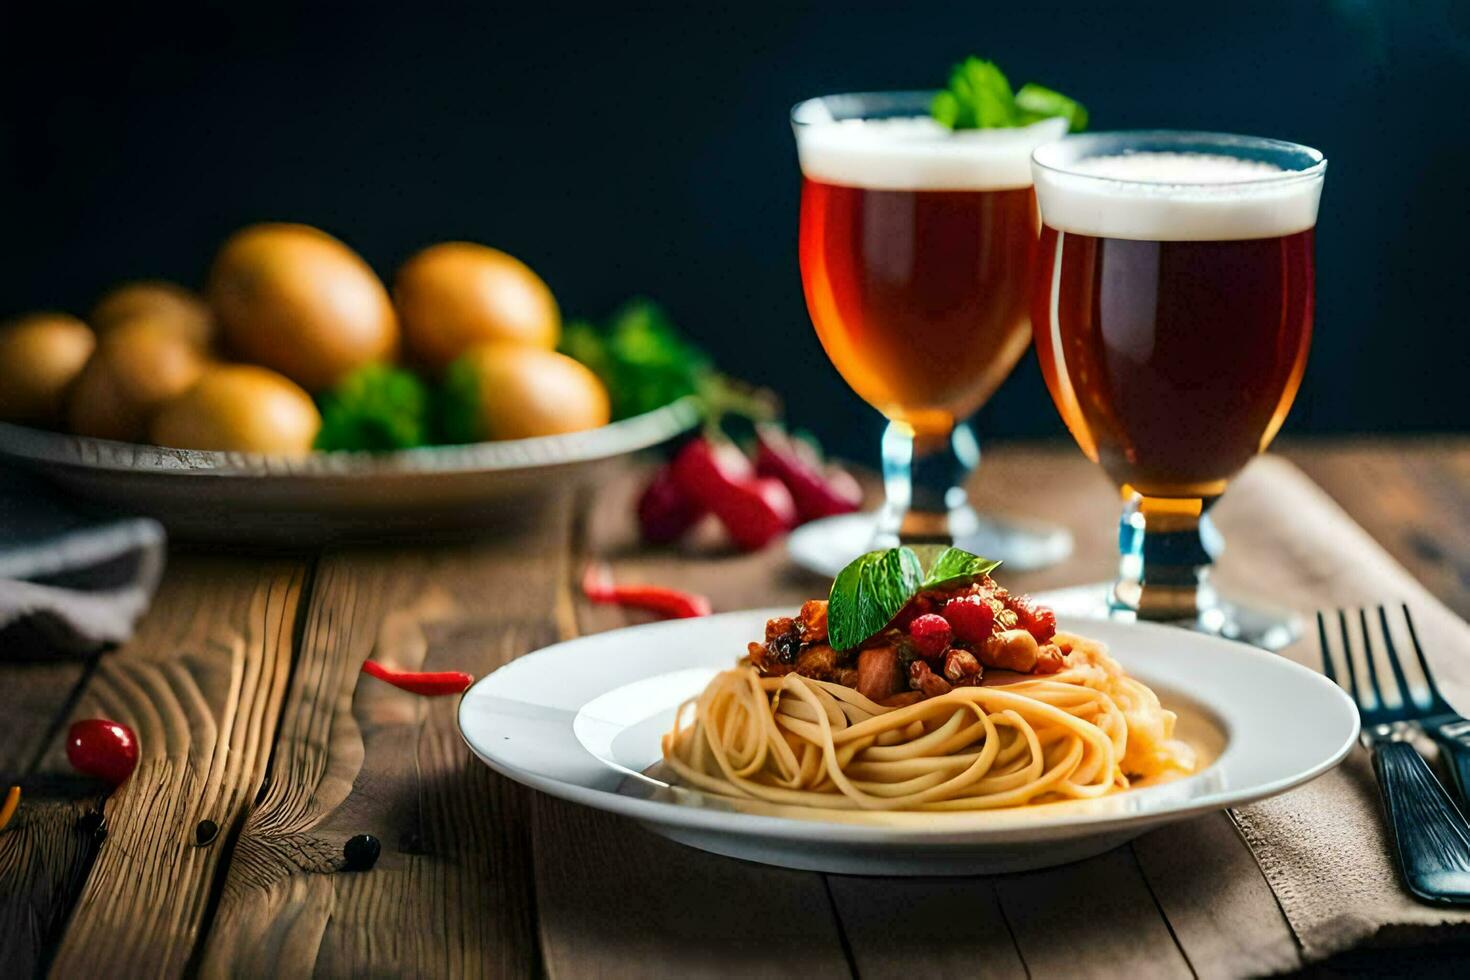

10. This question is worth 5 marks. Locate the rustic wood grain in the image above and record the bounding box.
[41,556,307,977]
[197,509,572,977]
[997,847,1193,979]
[0,652,96,974]
[825,876,1026,980]
[534,795,851,979]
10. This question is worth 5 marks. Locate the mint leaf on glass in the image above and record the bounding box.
[1016,83,1088,132]
[827,547,923,651]
[919,546,1002,591]
[931,57,1016,130]
[931,56,1087,132]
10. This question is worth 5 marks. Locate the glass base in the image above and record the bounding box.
[787,510,1074,578]
[1035,582,1301,652]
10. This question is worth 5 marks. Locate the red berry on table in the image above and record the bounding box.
[907,613,952,659]
[66,719,139,787]
[942,594,996,644]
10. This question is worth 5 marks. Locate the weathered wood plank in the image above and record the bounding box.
[197,515,568,977]
[0,651,96,974]
[42,556,307,976]
[996,847,1192,979]
[534,795,850,979]
[825,876,1026,980]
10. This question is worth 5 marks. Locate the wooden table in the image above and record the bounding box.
[2,437,1467,978]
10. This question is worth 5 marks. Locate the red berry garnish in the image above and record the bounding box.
[942,594,996,644]
[66,719,139,787]
[1010,594,1058,643]
[907,613,952,659]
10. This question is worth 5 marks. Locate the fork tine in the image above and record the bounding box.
[1316,611,1338,683]
[1401,604,1450,711]
[1374,605,1418,713]
[1338,608,1368,711]
[1357,608,1390,713]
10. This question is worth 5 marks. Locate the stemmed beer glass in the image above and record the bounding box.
[1029,131,1327,648]
[790,92,1073,574]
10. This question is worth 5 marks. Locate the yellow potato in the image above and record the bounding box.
[67,319,206,442]
[150,364,321,455]
[208,223,398,391]
[395,242,559,373]
[90,281,214,350]
[0,313,95,425]
[452,343,609,441]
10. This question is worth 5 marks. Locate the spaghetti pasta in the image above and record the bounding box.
[662,632,1195,811]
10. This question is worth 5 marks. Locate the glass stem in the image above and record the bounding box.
[1111,492,1223,625]
[876,419,981,547]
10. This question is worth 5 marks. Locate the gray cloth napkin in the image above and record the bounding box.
[0,466,165,655]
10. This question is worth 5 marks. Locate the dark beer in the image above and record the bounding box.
[1031,151,1320,499]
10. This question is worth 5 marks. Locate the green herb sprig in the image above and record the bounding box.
[559,299,712,420]
[826,546,1002,650]
[931,57,1088,133]
[315,363,432,451]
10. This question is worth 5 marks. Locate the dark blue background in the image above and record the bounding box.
[2,1,1466,462]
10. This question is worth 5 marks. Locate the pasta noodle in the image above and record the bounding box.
[661,632,1194,811]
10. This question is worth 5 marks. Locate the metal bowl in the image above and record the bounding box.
[0,397,699,543]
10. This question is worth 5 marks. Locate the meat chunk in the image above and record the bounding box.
[1035,644,1065,675]
[979,629,1040,672]
[795,643,840,681]
[797,600,828,644]
[854,645,900,701]
[942,648,982,685]
[908,660,952,699]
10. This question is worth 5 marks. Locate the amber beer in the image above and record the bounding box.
[797,116,1066,437]
[1031,152,1320,500]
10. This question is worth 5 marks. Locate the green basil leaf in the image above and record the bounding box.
[1015,82,1088,132]
[919,546,1002,591]
[827,547,923,650]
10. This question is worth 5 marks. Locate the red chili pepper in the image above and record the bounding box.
[360,660,474,696]
[670,437,796,551]
[637,464,705,544]
[581,563,712,618]
[66,719,139,787]
[754,424,863,522]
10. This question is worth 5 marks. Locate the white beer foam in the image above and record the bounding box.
[1033,151,1322,241]
[795,114,1068,191]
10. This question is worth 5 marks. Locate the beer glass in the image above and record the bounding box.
[1030,131,1326,648]
[790,92,1073,573]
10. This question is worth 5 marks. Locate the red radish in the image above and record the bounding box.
[66,719,139,787]
[754,425,862,522]
[670,438,796,551]
[637,464,705,544]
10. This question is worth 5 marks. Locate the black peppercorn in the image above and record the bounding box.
[343,833,381,871]
[195,819,219,846]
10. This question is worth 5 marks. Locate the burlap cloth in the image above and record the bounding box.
[1209,457,1470,962]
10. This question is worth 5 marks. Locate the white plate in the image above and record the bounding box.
[0,397,697,543]
[459,611,1358,875]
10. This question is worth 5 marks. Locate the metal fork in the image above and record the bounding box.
[1319,605,1470,905]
